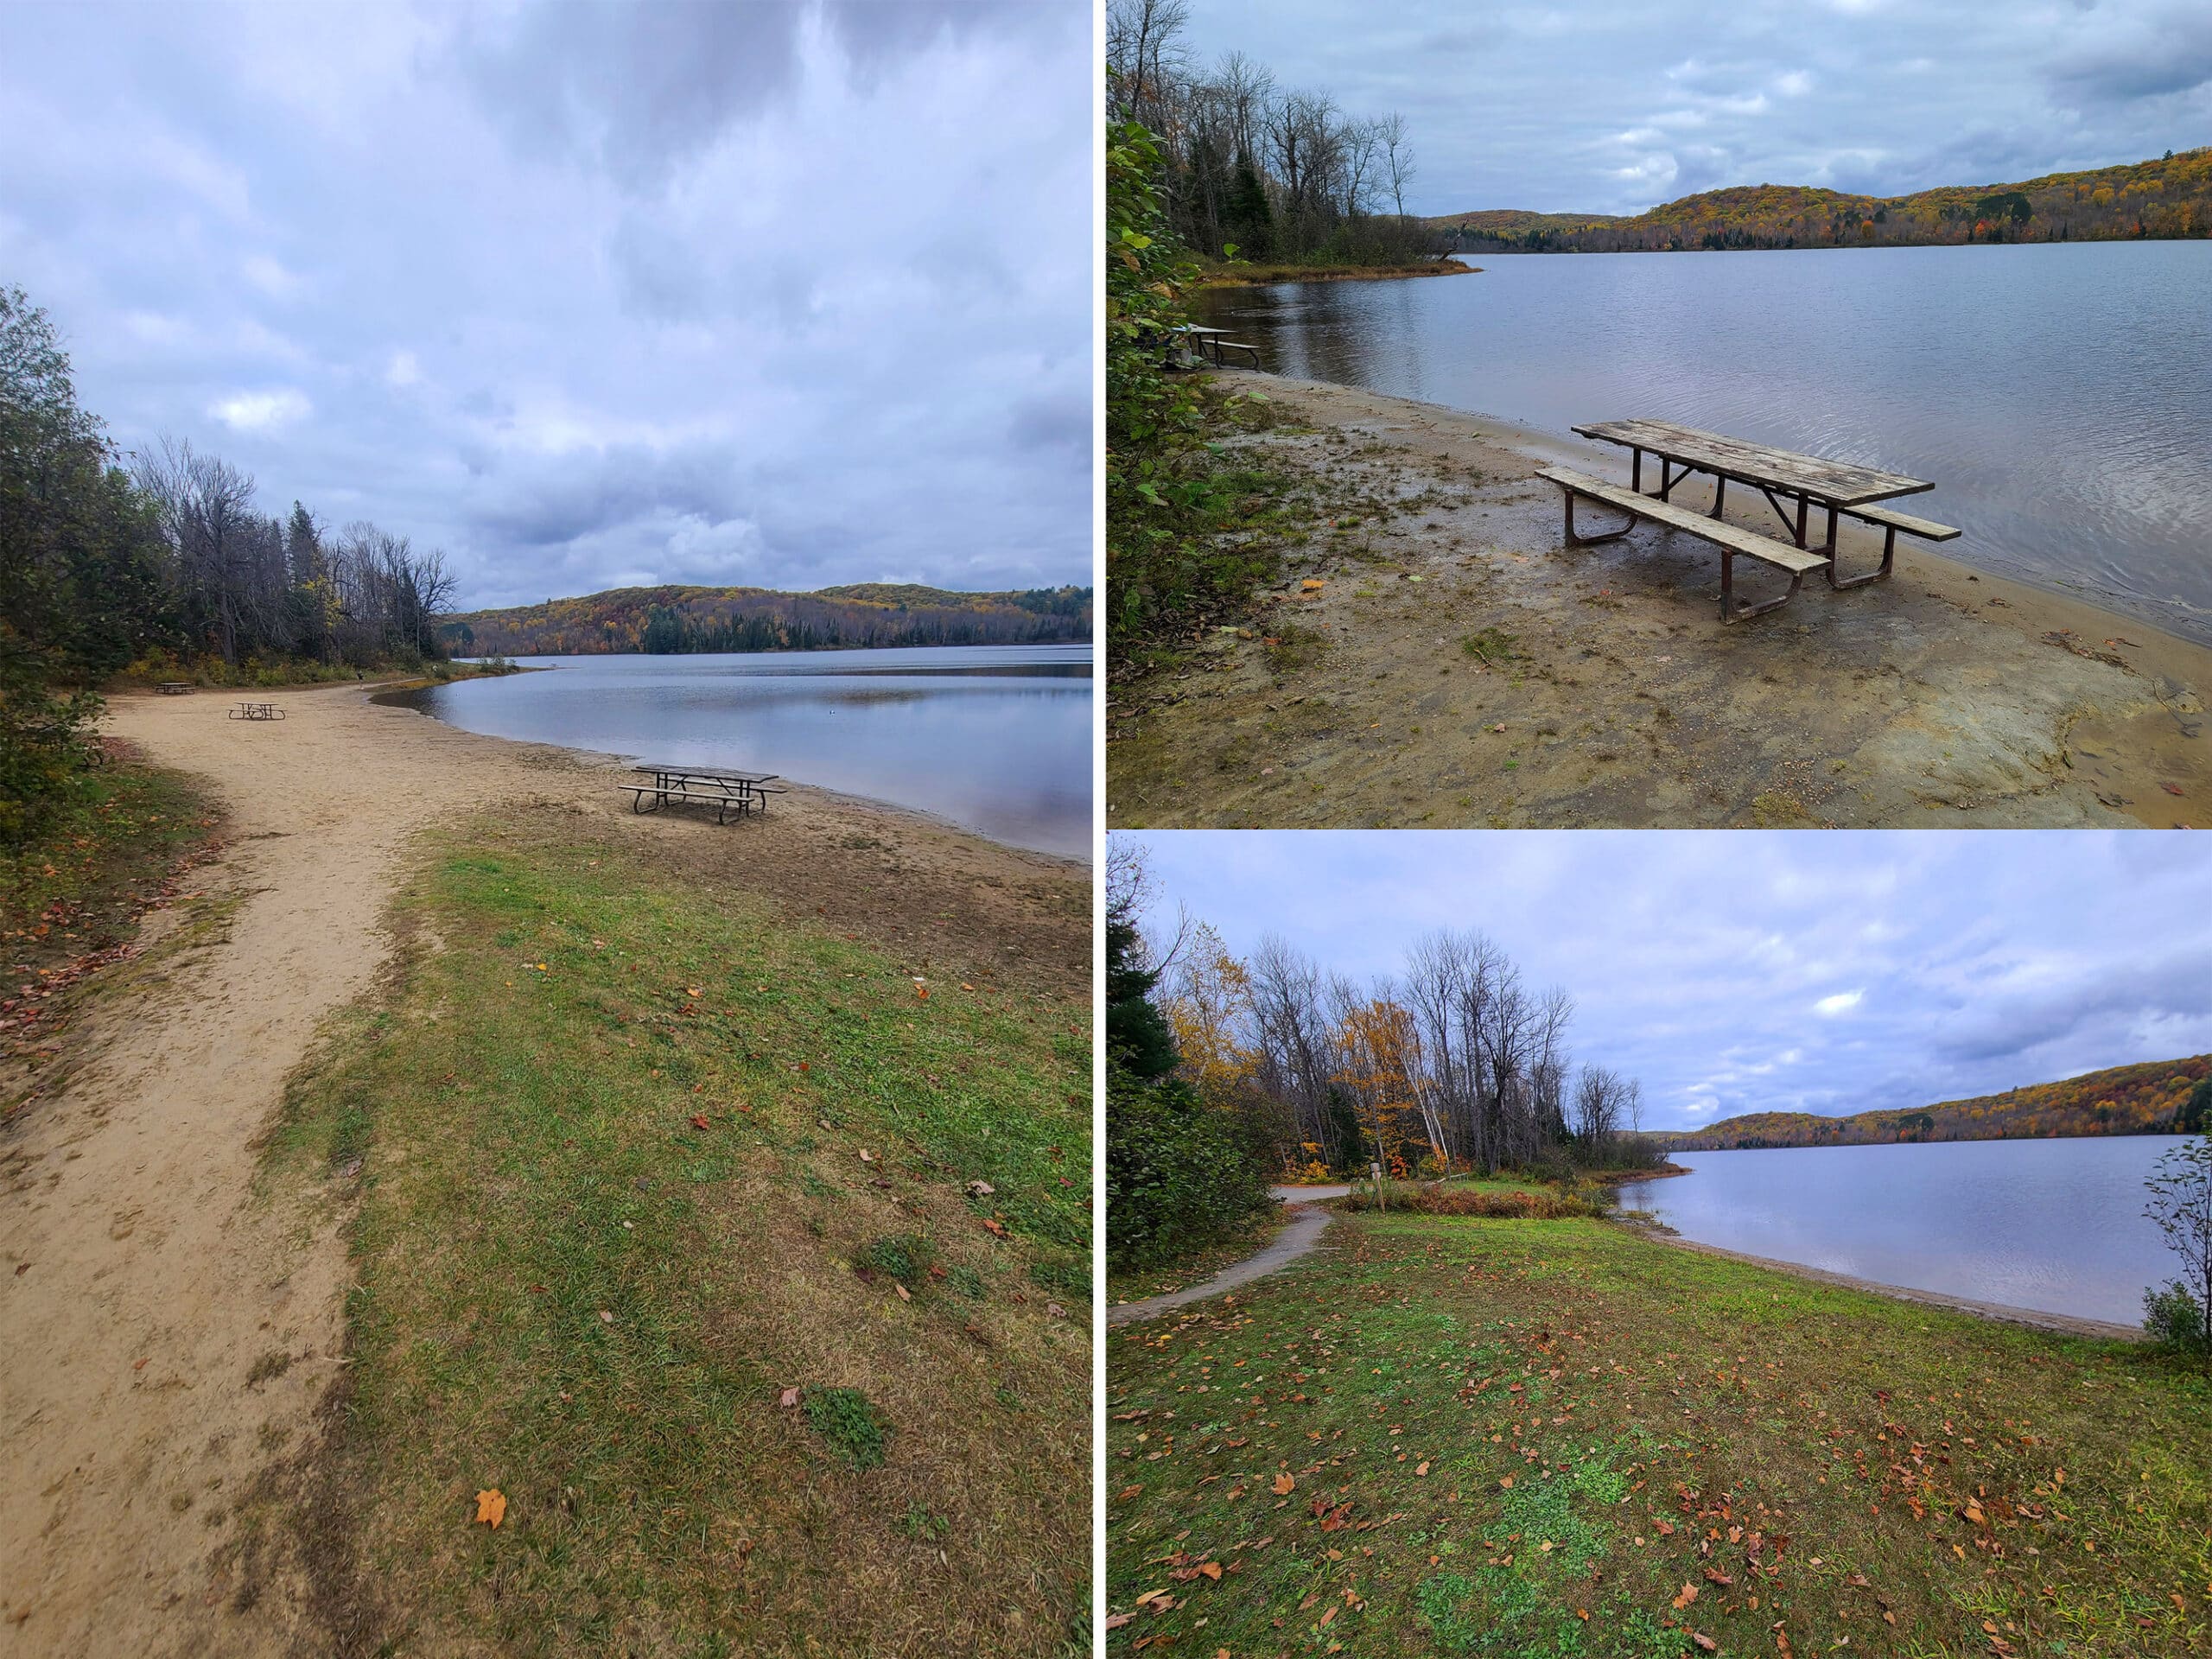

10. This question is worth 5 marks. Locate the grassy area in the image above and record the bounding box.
[257,814,1090,1656]
[2,752,221,1114]
[112,652,519,690]
[1107,1211,2212,1658]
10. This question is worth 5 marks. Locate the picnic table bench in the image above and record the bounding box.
[1176,325,1262,369]
[1545,418,1960,621]
[620,764,786,825]
[155,682,191,696]
[226,700,285,721]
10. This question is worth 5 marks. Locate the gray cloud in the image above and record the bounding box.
[1178,0,2212,214]
[1117,831,2212,1130]
[0,0,1091,609]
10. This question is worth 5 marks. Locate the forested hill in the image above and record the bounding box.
[438,583,1092,656]
[1657,1054,2212,1152]
[1431,145,2212,252]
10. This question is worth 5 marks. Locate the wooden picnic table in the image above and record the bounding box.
[620,764,786,825]
[226,700,285,721]
[1173,325,1261,369]
[1545,419,1958,620]
[155,682,191,696]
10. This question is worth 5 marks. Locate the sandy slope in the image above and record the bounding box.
[0,680,1084,1656]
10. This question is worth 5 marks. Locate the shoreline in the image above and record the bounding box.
[1620,1221,2145,1342]
[372,671,1092,870]
[1109,372,2212,830]
[1198,258,1479,288]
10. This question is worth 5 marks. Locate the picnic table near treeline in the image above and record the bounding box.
[1539,417,1960,622]
[619,763,788,825]
[226,700,285,721]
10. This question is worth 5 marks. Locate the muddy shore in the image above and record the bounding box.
[1108,374,2212,829]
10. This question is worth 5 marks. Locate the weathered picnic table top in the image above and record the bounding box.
[630,764,778,785]
[1573,418,1931,505]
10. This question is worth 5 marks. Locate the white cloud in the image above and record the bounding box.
[1815,989,1866,1016]
[384,350,422,388]
[209,388,310,431]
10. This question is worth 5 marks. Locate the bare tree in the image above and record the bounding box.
[1378,111,1416,219]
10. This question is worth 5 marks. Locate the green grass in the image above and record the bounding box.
[260,814,1090,1656]
[1107,1212,2212,1657]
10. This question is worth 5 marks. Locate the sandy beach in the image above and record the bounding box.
[0,682,1084,1656]
[1109,374,2212,829]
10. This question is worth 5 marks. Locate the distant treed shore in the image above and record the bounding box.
[437,582,1093,657]
[1433,145,2212,253]
[1662,1053,2212,1151]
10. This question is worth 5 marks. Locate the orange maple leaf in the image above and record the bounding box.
[475,1489,508,1529]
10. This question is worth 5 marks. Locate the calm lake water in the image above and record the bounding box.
[1617,1137,2197,1325]
[1198,242,2212,644]
[412,644,1091,858]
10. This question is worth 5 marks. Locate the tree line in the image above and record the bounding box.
[1106,842,1657,1268]
[1441,149,2212,255]
[444,583,1093,658]
[1107,0,1428,266]
[2,283,457,842]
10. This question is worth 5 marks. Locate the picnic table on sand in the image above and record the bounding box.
[226,700,285,721]
[155,682,191,696]
[1538,418,1960,621]
[620,764,787,825]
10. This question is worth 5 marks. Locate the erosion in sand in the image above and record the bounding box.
[0,682,1084,1656]
[1109,375,2212,830]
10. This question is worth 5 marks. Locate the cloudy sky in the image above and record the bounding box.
[1118,830,2212,1130]
[0,1,1090,609]
[1177,0,2212,215]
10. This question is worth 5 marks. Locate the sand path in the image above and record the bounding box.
[0,680,1083,1656]
[1105,1188,1341,1327]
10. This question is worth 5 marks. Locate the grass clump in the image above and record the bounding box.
[860,1232,936,1286]
[804,1387,891,1470]
[1339,1179,1610,1218]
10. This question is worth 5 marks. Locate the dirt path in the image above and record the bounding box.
[1105,1188,1343,1326]
[0,680,1084,1656]
[1109,375,2212,830]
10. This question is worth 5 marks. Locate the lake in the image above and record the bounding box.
[1197,241,2212,645]
[410,644,1091,859]
[1617,1137,2197,1325]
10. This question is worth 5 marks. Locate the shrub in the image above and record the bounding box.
[804,1386,891,1470]
[2144,1280,2206,1352]
[1106,1065,1274,1270]
[1339,1183,1608,1220]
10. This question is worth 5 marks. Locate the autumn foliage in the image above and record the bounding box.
[1433,146,2212,253]
[1661,1053,2212,1151]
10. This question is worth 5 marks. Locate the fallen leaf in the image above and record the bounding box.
[1499,1474,1514,1490]
[475,1489,507,1529]
[1199,1561,1223,1580]
[1692,1635,1717,1653]
[690,1114,710,1130]
[1414,1461,1429,1477]
[1672,1583,1700,1611]
[1273,1472,1296,1496]
[2162,783,2185,797]
[893,1282,911,1302]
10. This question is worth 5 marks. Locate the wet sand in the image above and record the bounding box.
[1109,375,2212,829]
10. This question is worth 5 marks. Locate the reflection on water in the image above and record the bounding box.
[413,644,1091,858]
[1618,1137,2195,1325]
[1199,242,2212,643]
